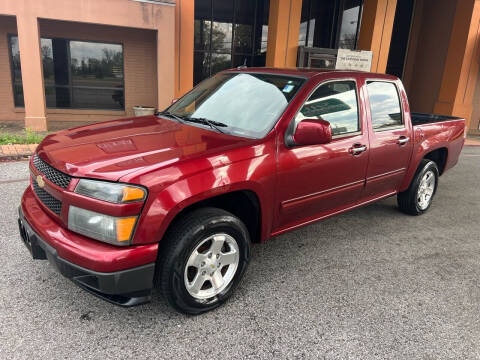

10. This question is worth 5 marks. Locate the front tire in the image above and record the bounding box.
[397,159,439,215]
[157,207,250,314]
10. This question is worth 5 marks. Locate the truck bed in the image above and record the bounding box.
[411,112,463,126]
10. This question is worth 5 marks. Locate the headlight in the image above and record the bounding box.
[68,206,137,245]
[75,179,146,203]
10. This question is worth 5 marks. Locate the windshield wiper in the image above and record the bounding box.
[157,111,185,124]
[180,116,227,133]
[158,112,227,134]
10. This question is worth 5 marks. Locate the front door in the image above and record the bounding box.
[363,80,413,198]
[275,79,369,231]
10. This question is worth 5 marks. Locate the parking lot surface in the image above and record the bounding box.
[1,147,479,359]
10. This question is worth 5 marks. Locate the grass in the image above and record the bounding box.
[0,128,46,145]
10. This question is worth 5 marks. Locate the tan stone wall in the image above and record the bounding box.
[0,18,158,124]
[402,0,457,114]
[470,71,480,134]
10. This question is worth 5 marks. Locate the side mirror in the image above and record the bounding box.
[171,98,178,104]
[293,119,332,146]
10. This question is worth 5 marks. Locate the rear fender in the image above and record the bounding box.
[399,142,447,191]
[399,121,464,191]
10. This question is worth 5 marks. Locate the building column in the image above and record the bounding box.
[16,14,47,131]
[156,4,176,110]
[265,0,302,68]
[433,0,480,131]
[175,0,194,98]
[357,0,397,73]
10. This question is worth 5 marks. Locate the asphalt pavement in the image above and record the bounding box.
[1,147,479,359]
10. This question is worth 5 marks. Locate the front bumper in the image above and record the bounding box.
[18,204,156,307]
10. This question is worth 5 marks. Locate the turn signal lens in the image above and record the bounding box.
[122,187,147,202]
[116,217,137,242]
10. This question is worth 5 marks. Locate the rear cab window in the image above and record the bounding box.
[366,81,403,130]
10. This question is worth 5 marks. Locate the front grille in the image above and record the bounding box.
[32,178,62,215]
[33,154,71,189]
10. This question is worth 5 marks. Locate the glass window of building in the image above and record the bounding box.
[8,36,24,107]
[298,0,363,49]
[69,41,124,109]
[194,0,270,85]
[9,36,124,110]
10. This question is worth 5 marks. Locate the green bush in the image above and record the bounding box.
[0,128,45,145]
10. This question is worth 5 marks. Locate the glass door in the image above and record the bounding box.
[194,0,270,85]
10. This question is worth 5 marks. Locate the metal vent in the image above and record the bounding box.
[32,178,62,215]
[33,154,71,189]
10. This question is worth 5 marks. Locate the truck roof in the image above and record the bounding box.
[225,67,399,81]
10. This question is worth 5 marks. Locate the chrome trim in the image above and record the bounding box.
[273,191,397,237]
[282,179,365,208]
[373,125,406,132]
[332,130,362,140]
[350,145,367,154]
[132,0,175,6]
[397,136,410,145]
[367,168,406,181]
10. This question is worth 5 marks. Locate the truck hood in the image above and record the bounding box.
[36,115,254,181]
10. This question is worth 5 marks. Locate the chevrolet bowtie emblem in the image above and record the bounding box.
[36,175,45,188]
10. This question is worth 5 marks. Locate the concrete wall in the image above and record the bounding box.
[402,0,457,113]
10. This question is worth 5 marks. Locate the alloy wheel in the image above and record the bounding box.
[184,234,239,300]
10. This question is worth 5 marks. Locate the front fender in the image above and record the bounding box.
[131,155,276,245]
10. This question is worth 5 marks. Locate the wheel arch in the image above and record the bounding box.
[162,189,263,244]
[423,147,448,175]
[400,145,449,191]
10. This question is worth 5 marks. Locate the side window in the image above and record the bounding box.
[367,81,403,130]
[295,81,360,136]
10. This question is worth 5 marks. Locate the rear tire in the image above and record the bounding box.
[397,159,439,215]
[156,207,250,314]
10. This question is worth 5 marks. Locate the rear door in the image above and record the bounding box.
[363,80,413,198]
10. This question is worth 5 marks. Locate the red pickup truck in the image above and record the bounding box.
[18,68,465,314]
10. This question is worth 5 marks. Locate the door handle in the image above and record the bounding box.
[349,144,367,155]
[397,136,410,145]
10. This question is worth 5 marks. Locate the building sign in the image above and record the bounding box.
[335,49,372,71]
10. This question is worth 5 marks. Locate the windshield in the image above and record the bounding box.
[165,72,305,138]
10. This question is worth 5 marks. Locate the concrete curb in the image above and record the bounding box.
[0,155,30,162]
[0,144,37,162]
[465,138,480,146]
